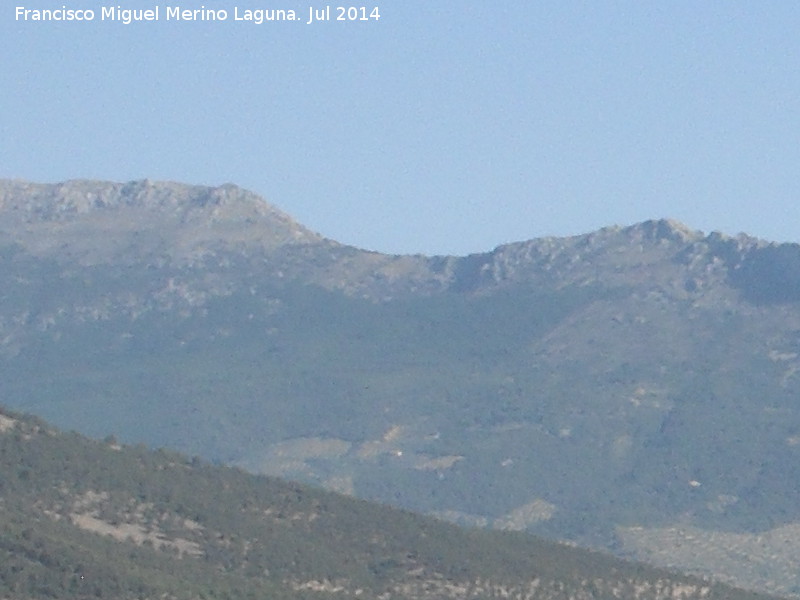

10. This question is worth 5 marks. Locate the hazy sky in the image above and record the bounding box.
[2,2,799,255]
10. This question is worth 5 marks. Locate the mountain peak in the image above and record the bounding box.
[0,178,298,223]
[620,218,702,243]
[0,179,327,263]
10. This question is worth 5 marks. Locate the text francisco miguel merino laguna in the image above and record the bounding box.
[15,5,382,24]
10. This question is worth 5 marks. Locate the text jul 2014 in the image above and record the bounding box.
[15,6,381,25]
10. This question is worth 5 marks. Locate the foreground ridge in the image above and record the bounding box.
[0,406,778,600]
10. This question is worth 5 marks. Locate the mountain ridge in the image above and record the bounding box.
[0,178,330,264]
[0,178,786,300]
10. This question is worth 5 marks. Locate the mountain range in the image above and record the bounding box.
[1,179,800,596]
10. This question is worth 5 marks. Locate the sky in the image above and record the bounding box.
[2,2,799,256]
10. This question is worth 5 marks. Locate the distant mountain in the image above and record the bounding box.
[1,406,769,600]
[1,179,800,596]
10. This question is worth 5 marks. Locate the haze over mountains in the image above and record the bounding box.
[2,179,800,596]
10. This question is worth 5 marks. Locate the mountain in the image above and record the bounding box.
[1,179,800,596]
[0,405,771,600]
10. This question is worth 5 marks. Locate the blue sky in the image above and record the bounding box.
[2,2,799,255]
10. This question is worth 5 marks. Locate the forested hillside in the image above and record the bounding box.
[0,407,773,600]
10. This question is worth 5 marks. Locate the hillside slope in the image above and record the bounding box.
[0,406,771,600]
